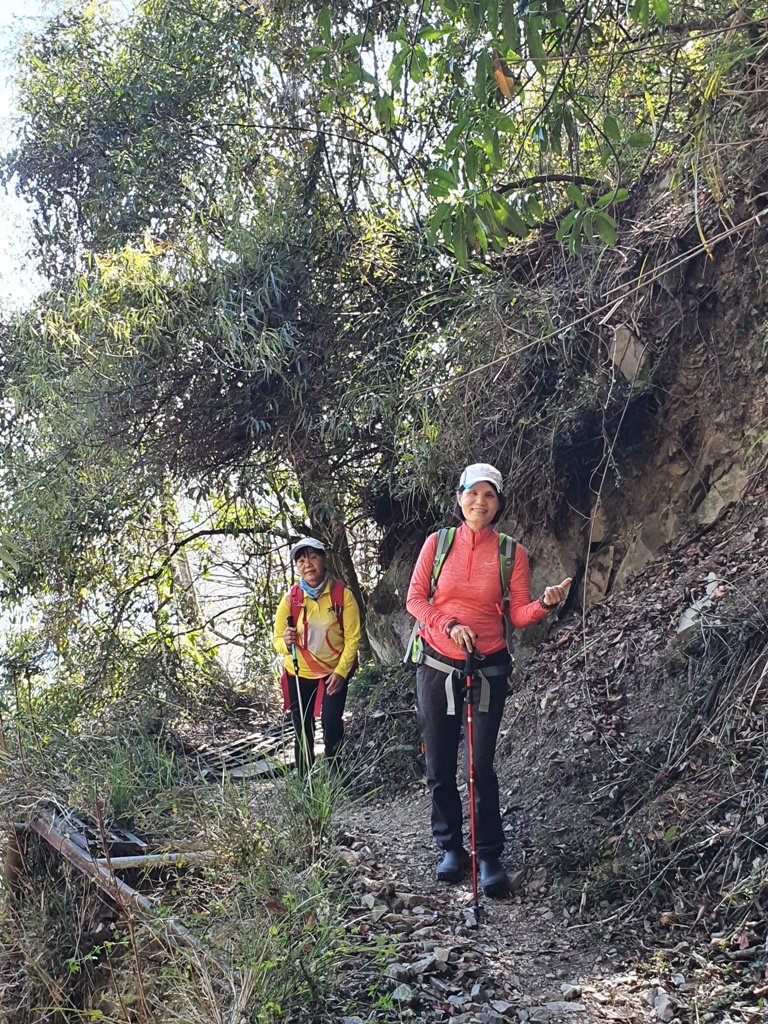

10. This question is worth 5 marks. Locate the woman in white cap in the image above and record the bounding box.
[273,538,361,775]
[406,464,570,895]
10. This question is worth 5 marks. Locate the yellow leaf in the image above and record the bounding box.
[492,50,515,99]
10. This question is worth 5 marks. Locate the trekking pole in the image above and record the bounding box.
[463,648,480,919]
[286,615,301,680]
[287,615,310,779]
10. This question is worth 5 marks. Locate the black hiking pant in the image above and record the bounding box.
[416,644,510,858]
[287,674,348,776]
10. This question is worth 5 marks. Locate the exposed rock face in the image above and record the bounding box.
[366,182,767,665]
[366,543,420,664]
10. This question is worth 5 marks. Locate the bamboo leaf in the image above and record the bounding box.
[555,209,577,243]
[652,0,671,25]
[525,18,547,73]
[603,115,621,143]
[426,202,454,244]
[501,0,520,54]
[316,5,332,44]
[593,211,618,245]
[452,209,469,268]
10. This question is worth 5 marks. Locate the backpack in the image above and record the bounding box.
[288,578,347,629]
[287,578,359,678]
[404,528,517,664]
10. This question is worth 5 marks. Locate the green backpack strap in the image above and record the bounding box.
[404,527,456,666]
[498,532,517,602]
[430,527,456,597]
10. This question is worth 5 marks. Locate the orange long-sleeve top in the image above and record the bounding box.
[406,524,549,660]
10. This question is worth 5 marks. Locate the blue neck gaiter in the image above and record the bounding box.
[300,577,328,601]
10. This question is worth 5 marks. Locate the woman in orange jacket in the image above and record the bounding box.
[406,464,570,896]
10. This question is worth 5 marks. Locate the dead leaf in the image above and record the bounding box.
[492,49,517,99]
[731,929,750,950]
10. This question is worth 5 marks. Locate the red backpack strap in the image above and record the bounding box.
[330,578,345,625]
[288,584,304,621]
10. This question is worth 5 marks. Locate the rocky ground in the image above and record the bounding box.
[329,783,684,1023]
[327,487,768,1024]
[329,779,766,1024]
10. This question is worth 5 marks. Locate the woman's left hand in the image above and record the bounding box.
[542,578,572,609]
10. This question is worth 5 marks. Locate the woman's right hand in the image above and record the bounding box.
[283,626,298,645]
[448,622,477,651]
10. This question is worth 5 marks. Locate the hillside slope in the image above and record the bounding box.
[337,485,768,1023]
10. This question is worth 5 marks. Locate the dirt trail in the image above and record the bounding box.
[337,783,665,1024]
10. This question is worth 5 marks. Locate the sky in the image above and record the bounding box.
[0,0,59,312]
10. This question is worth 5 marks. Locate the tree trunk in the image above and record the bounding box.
[291,451,372,664]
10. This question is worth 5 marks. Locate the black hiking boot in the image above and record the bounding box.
[436,848,467,883]
[479,857,510,897]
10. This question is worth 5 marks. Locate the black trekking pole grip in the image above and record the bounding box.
[463,648,476,679]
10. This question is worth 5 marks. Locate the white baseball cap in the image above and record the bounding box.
[458,463,503,492]
[289,537,326,561]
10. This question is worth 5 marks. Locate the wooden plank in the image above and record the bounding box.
[29,814,226,969]
[95,851,217,870]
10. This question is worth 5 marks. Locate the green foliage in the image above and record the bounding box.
[0,537,22,584]
[1,0,765,731]
[2,728,357,1024]
[71,729,188,823]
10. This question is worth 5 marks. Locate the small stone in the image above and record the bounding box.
[448,993,470,1008]
[671,973,686,988]
[490,999,517,1017]
[643,988,658,1007]
[398,892,420,908]
[528,1008,551,1023]
[560,983,582,999]
[391,983,414,1004]
[409,954,436,975]
[528,867,547,892]
[380,913,411,930]
[434,947,452,964]
[508,869,526,893]
[386,962,409,982]
[654,990,675,1022]
[544,1002,585,1013]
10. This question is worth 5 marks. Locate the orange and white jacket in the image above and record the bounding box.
[406,524,548,661]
